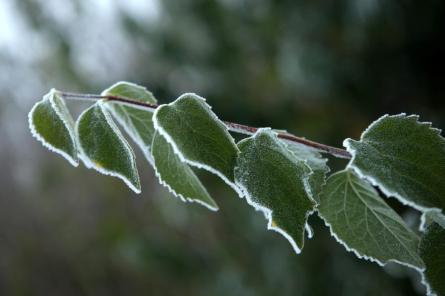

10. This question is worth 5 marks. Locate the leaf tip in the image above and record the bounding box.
[267,218,303,254]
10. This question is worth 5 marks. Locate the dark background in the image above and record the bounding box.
[0,0,444,295]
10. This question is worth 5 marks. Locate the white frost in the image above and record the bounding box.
[152,93,243,197]
[76,101,141,194]
[317,168,425,273]
[103,102,155,166]
[150,132,218,211]
[28,90,79,167]
[344,113,444,216]
[236,180,310,254]
[234,128,316,254]
[318,210,425,272]
[421,272,437,296]
[151,155,219,211]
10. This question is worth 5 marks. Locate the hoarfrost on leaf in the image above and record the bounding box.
[28,89,79,166]
[76,102,141,193]
[27,84,445,293]
[344,114,445,215]
[151,131,218,211]
[419,223,445,296]
[153,93,240,193]
[318,169,424,270]
[103,84,221,210]
[102,81,158,164]
[234,129,315,253]
[285,142,329,202]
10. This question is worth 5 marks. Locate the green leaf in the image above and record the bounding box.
[286,142,329,202]
[420,211,445,232]
[153,93,239,192]
[318,169,424,269]
[151,132,218,211]
[103,81,157,103]
[103,83,219,211]
[344,114,445,215]
[28,89,78,166]
[102,81,157,164]
[76,102,141,193]
[419,223,445,296]
[234,129,315,253]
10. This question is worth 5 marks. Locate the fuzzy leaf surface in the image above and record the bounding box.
[344,114,445,214]
[318,169,424,269]
[234,129,315,253]
[419,223,445,296]
[153,93,238,187]
[286,142,329,202]
[151,132,218,211]
[28,89,78,166]
[102,81,157,163]
[77,102,141,193]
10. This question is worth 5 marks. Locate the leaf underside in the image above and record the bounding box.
[151,132,218,211]
[318,169,424,269]
[344,114,445,214]
[285,142,329,202]
[102,81,158,164]
[76,102,141,193]
[103,83,218,211]
[419,223,445,296]
[29,90,78,166]
[153,93,239,187]
[234,129,315,253]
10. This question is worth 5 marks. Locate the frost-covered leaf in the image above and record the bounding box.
[102,81,157,164]
[318,169,424,269]
[286,142,329,202]
[151,132,218,211]
[76,102,141,193]
[103,81,157,103]
[419,223,445,296]
[344,114,445,214]
[153,93,239,191]
[234,129,315,253]
[420,211,445,232]
[103,83,219,210]
[28,89,78,166]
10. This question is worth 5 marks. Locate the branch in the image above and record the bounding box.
[60,91,351,159]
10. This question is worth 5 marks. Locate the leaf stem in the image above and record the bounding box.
[60,91,351,159]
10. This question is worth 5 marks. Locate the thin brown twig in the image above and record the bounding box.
[60,91,352,159]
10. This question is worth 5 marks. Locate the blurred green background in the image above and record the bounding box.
[0,0,444,295]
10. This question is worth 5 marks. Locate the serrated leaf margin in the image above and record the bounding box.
[152,93,242,196]
[318,169,425,272]
[344,113,444,215]
[150,132,219,211]
[28,89,79,167]
[76,101,141,194]
[235,128,316,254]
[419,223,445,296]
[101,83,157,166]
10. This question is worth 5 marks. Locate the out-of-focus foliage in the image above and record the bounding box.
[1,0,444,295]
